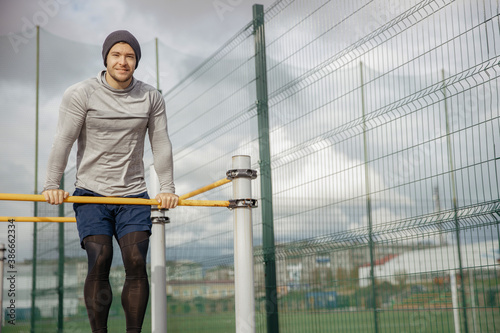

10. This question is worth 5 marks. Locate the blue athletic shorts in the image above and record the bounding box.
[73,188,152,248]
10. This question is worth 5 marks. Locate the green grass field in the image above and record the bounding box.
[3,308,500,333]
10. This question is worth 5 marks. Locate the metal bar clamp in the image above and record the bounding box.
[228,198,258,209]
[151,207,170,224]
[226,169,257,180]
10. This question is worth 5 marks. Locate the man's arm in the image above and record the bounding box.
[148,90,178,209]
[43,84,87,204]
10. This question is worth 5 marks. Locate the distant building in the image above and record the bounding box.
[253,240,412,294]
[166,260,203,281]
[167,280,234,300]
[358,241,500,287]
[205,265,234,281]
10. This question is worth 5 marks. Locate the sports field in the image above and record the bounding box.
[4,308,499,332]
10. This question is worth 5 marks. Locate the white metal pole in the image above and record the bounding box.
[231,155,255,333]
[0,243,5,333]
[450,270,461,333]
[149,165,168,333]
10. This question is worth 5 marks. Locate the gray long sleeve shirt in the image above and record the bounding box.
[43,71,175,196]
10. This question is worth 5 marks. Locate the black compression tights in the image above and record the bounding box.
[83,231,150,333]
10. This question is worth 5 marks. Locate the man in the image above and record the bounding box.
[42,30,178,333]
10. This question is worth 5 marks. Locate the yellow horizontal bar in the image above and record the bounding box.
[0,217,76,223]
[0,199,229,223]
[179,178,231,200]
[0,193,229,207]
[179,200,229,207]
[0,193,158,205]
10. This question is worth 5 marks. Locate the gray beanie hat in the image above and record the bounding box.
[102,30,141,69]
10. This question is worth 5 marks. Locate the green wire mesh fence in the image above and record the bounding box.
[162,0,500,332]
[1,0,499,332]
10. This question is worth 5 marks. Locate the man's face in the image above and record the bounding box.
[105,42,136,88]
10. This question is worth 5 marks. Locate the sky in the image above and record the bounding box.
[0,0,277,261]
[0,0,276,52]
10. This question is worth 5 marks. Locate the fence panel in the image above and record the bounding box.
[163,0,500,332]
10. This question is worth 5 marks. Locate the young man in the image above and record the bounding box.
[42,30,178,333]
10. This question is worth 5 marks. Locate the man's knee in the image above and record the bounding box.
[119,231,150,278]
[83,234,113,276]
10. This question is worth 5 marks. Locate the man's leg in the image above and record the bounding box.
[83,234,114,333]
[118,231,150,333]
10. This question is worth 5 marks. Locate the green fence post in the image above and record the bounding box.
[360,62,379,333]
[253,4,279,333]
[57,176,65,332]
[31,25,40,333]
[443,69,469,333]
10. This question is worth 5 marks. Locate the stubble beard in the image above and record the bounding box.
[109,70,132,84]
